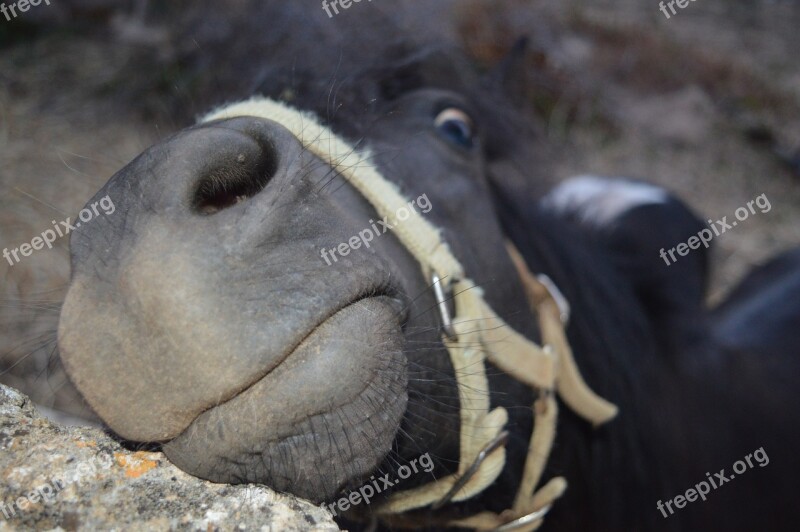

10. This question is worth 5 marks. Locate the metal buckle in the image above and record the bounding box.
[432,274,458,341]
[536,274,570,325]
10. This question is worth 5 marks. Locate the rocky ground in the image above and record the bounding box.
[0,384,339,531]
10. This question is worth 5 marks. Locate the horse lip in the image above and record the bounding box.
[194,288,408,420]
[59,265,408,444]
[255,287,407,385]
[162,293,410,499]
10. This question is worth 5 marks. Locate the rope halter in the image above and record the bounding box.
[203,98,618,531]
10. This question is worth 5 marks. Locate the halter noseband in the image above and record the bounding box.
[203,98,618,531]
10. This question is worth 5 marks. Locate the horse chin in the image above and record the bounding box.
[162,296,409,502]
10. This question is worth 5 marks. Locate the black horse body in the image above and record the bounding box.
[55,2,799,530]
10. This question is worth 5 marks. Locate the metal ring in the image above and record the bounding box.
[432,431,510,510]
[491,504,552,532]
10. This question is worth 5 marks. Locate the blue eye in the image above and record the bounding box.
[435,108,475,149]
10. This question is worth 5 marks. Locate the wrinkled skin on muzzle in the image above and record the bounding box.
[58,116,415,499]
[58,90,532,504]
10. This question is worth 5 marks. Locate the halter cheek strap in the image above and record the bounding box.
[202,98,618,531]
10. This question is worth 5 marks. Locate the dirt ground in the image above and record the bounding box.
[1,0,798,416]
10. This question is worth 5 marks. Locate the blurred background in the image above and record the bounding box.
[2,0,799,421]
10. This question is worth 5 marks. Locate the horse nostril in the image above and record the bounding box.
[192,134,279,216]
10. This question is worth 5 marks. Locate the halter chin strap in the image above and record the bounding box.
[203,98,618,531]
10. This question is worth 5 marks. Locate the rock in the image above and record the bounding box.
[0,384,339,531]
